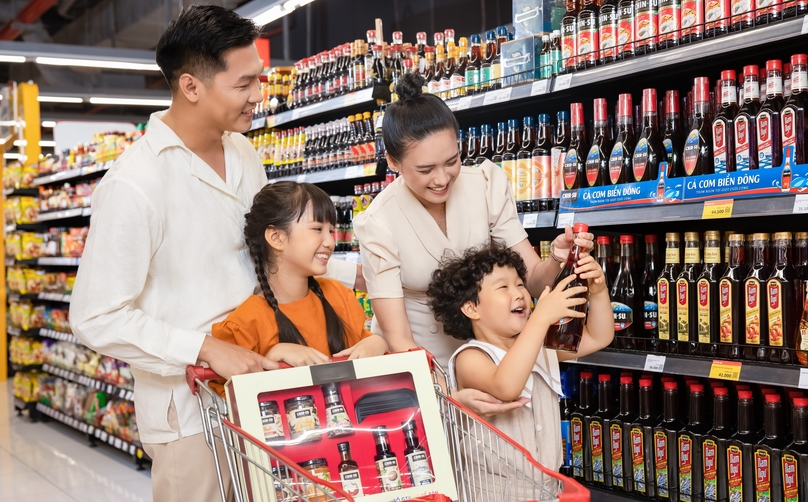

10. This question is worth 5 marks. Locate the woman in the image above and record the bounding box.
[354,73,604,415]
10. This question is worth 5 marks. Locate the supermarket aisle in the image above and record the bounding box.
[0,381,152,502]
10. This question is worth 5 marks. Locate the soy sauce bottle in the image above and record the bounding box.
[756,60,784,170]
[700,386,734,502]
[563,103,589,190]
[767,232,797,365]
[633,88,665,182]
[712,70,739,173]
[598,235,617,291]
[577,0,600,70]
[609,93,635,185]
[735,65,760,171]
[696,231,724,359]
[781,397,808,501]
[718,234,747,360]
[684,77,714,177]
[628,378,658,498]
[663,90,686,179]
[612,235,642,349]
[572,372,596,482]
[653,381,684,501]
[726,390,760,502]
[553,111,572,200]
[782,54,808,165]
[753,393,788,502]
[676,232,702,356]
[677,383,709,502]
[545,223,591,352]
[642,235,660,347]
[743,233,771,362]
[658,233,683,353]
[585,99,611,188]
[610,376,638,492]
[590,374,618,487]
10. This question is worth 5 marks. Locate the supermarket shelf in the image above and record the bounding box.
[8,292,71,303]
[5,257,81,267]
[42,363,134,402]
[5,258,37,267]
[564,350,808,389]
[4,223,39,233]
[36,207,91,222]
[39,328,81,344]
[249,116,267,131]
[446,16,808,116]
[10,362,42,372]
[3,188,39,197]
[32,161,114,187]
[268,163,380,184]
[35,402,144,458]
[563,194,801,228]
[7,326,39,337]
[332,251,362,264]
[267,87,378,128]
[517,211,558,229]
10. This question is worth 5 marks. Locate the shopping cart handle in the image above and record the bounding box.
[186,365,221,395]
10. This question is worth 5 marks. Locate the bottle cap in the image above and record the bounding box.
[337,441,351,452]
[618,93,633,117]
[497,26,509,36]
[393,30,403,40]
[433,32,444,44]
[580,371,593,379]
[557,110,570,121]
[753,233,770,241]
[403,58,413,67]
[416,31,427,41]
[794,398,808,407]
[508,118,519,128]
[425,45,435,53]
[486,30,496,40]
[797,232,808,239]
[401,420,417,432]
[765,394,782,403]
[690,383,704,392]
[663,381,678,390]
[713,387,728,396]
[620,235,634,244]
[766,59,783,71]
[642,88,657,114]
[720,70,736,82]
[480,124,491,134]
[665,232,680,242]
[367,29,377,40]
[792,54,808,66]
[685,232,699,241]
[645,235,657,243]
[620,376,633,385]
[729,233,745,242]
[639,378,653,387]
[599,374,611,382]
[774,232,792,240]
[470,33,482,44]
[761,387,776,394]
[468,126,479,136]
[664,90,680,115]
[538,113,551,123]
[573,222,589,233]
[498,121,507,129]
[705,230,721,240]
[570,103,585,126]
[406,46,417,53]
[523,116,535,126]
[594,98,608,122]
[694,77,710,103]
[392,44,402,51]
[597,236,611,244]
[742,65,758,78]
[738,390,754,399]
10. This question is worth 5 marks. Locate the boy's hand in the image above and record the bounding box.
[575,253,608,295]
[333,335,388,360]
[551,226,595,262]
[267,343,330,367]
[532,274,588,328]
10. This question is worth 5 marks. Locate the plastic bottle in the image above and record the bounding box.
[652,381,685,499]
[663,90,687,178]
[599,0,619,64]
[562,0,581,73]
[590,374,619,487]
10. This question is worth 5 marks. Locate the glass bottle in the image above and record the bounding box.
[429,45,446,95]
[462,127,480,168]
[586,98,613,187]
[563,103,590,190]
[551,30,563,76]
[476,124,494,166]
[681,0,704,43]
[616,0,635,60]
[491,26,507,89]
[658,233,682,353]
[700,386,734,502]
[440,43,456,100]
[458,129,467,163]
[676,232,702,355]
[717,235,747,360]
[612,235,642,349]
[798,291,808,366]
[481,30,498,91]
[609,93,635,185]
[539,35,552,79]
[559,370,576,476]
[577,0,600,70]
[373,426,403,492]
[713,70,739,173]
[626,378,658,497]
[735,65,760,171]
[767,232,797,365]
[663,90,686,179]
[598,235,617,291]
[545,223,591,352]
[421,46,435,94]
[337,442,364,497]
[782,53,808,165]
[634,88,665,182]
[599,0,619,64]
[796,231,808,330]
[516,117,536,202]
[590,374,619,487]
[677,383,710,502]
[492,121,507,167]
[642,235,660,347]
[503,119,521,195]
[465,34,482,95]
[553,111,572,199]
[753,394,788,501]
[658,0,682,48]
[743,233,772,362]
[402,421,434,486]
[696,231,724,359]
[633,0,658,55]
[684,77,714,176]
[451,38,468,99]
[562,0,581,73]
[323,382,353,438]
[726,390,760,501]
[610,376,638,492]
[756,59,784,170]
[572,371,596,481]
[532,114,554,200]
[653,381,684,500]
[370,45,386,87]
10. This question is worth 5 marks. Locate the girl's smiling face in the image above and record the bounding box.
[266,202,334,277]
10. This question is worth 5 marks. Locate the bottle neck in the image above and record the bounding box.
[730,243,745,267]
[663,389,678,422]
[580,380,593,409]
[619,384,634,415]
[743,76,760,102]
[620,243,632,267]
[643,112,659,131]
[638,387,654,420]
[797,240,808,266]
[665,113,680,131]
[598,381,613,413]
[764,402,782,440]
[689,392,704,426]
[665,242,680,265]
[767,70,784,98]
[738,399,754,434]
[721,81,737,106]
[753,241,768,267]
[340,450,352,463]
[598,244,612,259]
[693,101,710,122]
[705,239,721,265]
[775,241,791,267]
[794,64,808,92]
[795,407,808,444]
[713,395,729,430]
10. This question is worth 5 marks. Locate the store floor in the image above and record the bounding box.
[0,381,152,502]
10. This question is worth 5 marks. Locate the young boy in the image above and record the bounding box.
[426,242,613,487]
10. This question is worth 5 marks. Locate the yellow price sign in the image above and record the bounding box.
[363,163,377,177]
[709,360,742,381]
[702,199,734,219]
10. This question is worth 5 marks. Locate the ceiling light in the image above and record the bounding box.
[39,140,56,147]
[3,153,23,160]
[41,121,56,128]
[37,96,83,103]
[35,57,160,72]
[89,97,171,107]
[0,55,26,63]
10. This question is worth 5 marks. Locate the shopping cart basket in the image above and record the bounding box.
[186,349,589,502]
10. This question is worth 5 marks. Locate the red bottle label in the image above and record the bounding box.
[703,439,717,485]
[572,417,584,477]
[746,280,761,345]
[659,0,681,40]
[678,281,688,307]
[728,446,743,497]
[562,23,577,69]
[736,118,749,151]
[617,5,635,55]
[655,432,670,498]
[705,0,730,30]
[756,450,771,501]
[682,0,704,35]
[757,112,772,155]
[611,424,624,487]
[782,108,796,148]
[635,0,658,44]
[577,16,599,64]
[782,454,799,502]
[599,9,618,59]
[679,436,692,472]
[698,282,709,308]
[631,429,647,493]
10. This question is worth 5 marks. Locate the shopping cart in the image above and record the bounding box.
[186,349,589,502]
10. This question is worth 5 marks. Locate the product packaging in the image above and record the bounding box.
[513,0,546,37]
[501,35,544,87]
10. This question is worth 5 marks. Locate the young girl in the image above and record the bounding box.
[212,182,387,371]
[426,242,613,496]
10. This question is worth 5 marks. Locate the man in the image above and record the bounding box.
[71,6,280,501]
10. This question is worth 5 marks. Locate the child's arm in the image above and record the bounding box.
[456,274,587,403]
[557,253,615,361]
[267,344,330,367]
[333,334,388,360]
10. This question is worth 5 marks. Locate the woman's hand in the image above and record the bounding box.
[333,335,388,360]
[532,274,589,327]
[452,388,530,418]
[551,226,595,262]
[574,253,608,295]
[267,343,330,367]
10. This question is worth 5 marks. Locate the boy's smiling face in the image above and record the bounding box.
[462,265,530,345]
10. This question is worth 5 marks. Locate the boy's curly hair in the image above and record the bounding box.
[427,242,528,340]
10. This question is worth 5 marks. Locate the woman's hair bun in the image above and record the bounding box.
[395,73,426,103]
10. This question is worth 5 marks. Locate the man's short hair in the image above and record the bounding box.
[156,5,260,91]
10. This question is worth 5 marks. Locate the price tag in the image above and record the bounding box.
[296,174,306,183]
[291,109,302,121]
[793,194,808,214]
[643,354,667,373]
[522,213,539,228]
[344,165,362,179]
[557,212,575,229]
[363,164,377,176]
[457,96,473,110]
[114,438,122,449]
[802,15,808,34]
[129,445,136,455]
[709,360,742,381]
[554,74,573,91]
[702,199,734,219]
[799,368,808,389]
[483,88,513,106]
[343,93,358,106]
[531,79,549,96]
[100,431,108,441]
